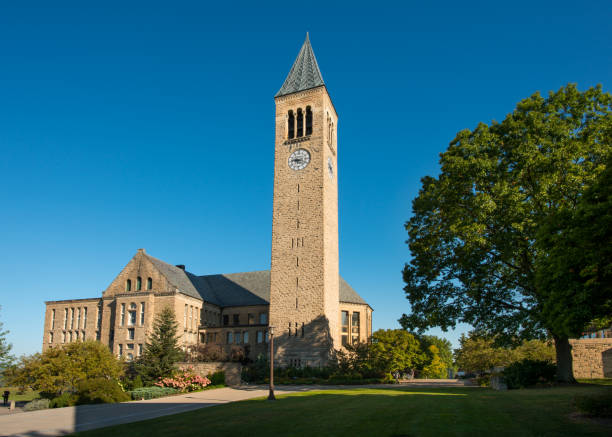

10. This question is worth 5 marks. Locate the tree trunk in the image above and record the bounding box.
[553,335,576,383]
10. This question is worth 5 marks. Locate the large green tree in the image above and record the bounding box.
[6,341,124,398]
[370,329,426,375]
[454,332,555,375]
[135,307,183,383]
[419,335,454,376]
[401,84,611,381]
[536,154,612,338]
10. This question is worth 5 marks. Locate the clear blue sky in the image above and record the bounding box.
[1,1,610,356]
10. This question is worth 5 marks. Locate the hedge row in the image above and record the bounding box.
[128,387,180,400]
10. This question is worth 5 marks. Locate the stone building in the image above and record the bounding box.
[42,34,373,367]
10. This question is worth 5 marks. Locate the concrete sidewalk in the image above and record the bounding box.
[0,386,304,436]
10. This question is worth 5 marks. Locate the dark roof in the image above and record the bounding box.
[275,33,325,98]
[145,254,367,308]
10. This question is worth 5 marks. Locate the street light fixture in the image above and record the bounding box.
[268,325,276,401]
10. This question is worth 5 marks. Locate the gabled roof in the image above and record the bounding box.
[144,254,368,308]
[275,33,325,98]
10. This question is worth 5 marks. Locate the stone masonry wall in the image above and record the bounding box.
[270,86,340,367]
[570,338,612,378]
[177,362,242,386]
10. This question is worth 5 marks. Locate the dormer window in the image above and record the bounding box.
[146,277,152,290]
[288,110,295,139]
[125,279,132,292]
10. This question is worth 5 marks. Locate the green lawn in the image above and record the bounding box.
[0,386,40,402]
[577,379,612,386]
[72,385,612,437]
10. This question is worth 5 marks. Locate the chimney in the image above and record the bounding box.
[137,248,146,254]
[176,264,185,270]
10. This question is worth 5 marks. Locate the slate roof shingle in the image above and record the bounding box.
[145,254,368,308]
[275,33,325,98]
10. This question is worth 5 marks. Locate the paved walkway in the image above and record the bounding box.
[0,386,303,436]
[0,382,476,436]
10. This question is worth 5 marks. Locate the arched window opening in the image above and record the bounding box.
[288,110,295,139]
[136,276,142,291]
[296,108,303,137]
[125,279,132,292]
[305,106,312,136]
[146,277,152,290]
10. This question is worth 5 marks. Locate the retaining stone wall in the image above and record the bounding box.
[569,339,612,379]
[177,362,243,386]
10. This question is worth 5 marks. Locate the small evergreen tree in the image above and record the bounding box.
[135,307,183,384]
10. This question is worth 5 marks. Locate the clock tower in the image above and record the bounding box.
[269,34,339,366]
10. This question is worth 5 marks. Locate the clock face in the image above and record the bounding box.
[327,157,334,179]
[288,149,311,171]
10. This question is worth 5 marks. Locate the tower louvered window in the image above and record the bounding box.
[296,108,303,137]
[305,106,312,135]
[288,110,295,139]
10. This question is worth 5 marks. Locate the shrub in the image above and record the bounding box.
[503,359,556,389]
[155,367,211,392]
[23,398,50,411]
[77,378,130,404]
[128,387,180,400]
[575,392,612,417]
[208,371,225,386]
[475,374,491,387]
[49,392,78,408]
[132,375,143,390]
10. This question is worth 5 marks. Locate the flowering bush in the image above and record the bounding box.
[154,367,211,392]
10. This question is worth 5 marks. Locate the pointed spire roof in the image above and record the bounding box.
[275,33,325,98]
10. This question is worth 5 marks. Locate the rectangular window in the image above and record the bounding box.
[63,308,68,329]
[184,304,188,329]
[70,308,75,329]
[83,307,87,328]
[243,331,249,344]
[235,332,241,344]
[51,309,56,329]
[118,344,123,357]
[126,343,134,350]
[97,307,101,328]
[256,331,263,344]
[120,304,125,326]
[248,313,254,325]
[82,331,86,340]
[227,332,233,344]
[223,314,229,326]
[127,328,135,340]
[129,309,136,326]
[77,308,81,329]
[140,303,145,326]
[259,313,267,325]
[96,331,100,340]
[75,331,79,341]
[351,312,360,344]
[265,330,269,343]
[49,332,53,343]
[69,331,73,342]
[233,314,240,326]
[138,344,143,356]
[189,306,193,330]
[62,332,66,343]
[341,311,349,347]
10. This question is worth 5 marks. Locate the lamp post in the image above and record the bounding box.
[268,325,276,401]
